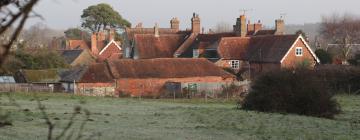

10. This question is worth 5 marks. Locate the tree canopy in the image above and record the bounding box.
[64,28,90,40]
[81,3,131,32]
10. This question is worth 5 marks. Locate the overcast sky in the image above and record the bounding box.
[26,0,360,30]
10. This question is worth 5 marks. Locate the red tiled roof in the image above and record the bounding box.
[174,33,197,57]
[108,58,235,79]
[126,28,180,40]
[218,35,300,63]
[78,63,114,83]
[133,34,186,59]
[68,40,89,50]
[253,30,276,36]
[218,37,250,60]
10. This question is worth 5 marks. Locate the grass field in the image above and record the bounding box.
[0,93,360,140]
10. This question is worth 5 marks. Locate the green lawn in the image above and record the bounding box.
[0,93,360,140]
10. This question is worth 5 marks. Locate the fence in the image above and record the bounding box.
[0,83,54,93]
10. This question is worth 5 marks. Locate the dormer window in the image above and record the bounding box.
[295,47,303,56]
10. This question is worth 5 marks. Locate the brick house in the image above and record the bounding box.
[90,29,123,61]
[217,34,320,78]
[60,58,236,97]
[123,14,319,78]
[123,14,286,60]
[52,29,123,62]
[107,58,236,97]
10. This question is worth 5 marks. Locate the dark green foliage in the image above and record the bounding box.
[64,28,90,40]
[81,3,131,32]
[0,49,68,75]
[348,53,360,66]
[315,65,360,94]
[241,69,340,118]
[315,49,332,64]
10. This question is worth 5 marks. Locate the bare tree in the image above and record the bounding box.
[20,23,64,48]
[0,0,41,66]
[320,13,360,63]
[213,22,232,33]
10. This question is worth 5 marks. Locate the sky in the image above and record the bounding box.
[26,0,360,30]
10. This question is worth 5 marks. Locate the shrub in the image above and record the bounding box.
[315,49,332,64]
[315,65,360,94]
[241,68,340,118]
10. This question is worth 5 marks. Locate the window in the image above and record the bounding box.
[230,60,240,69]
[295,47,303,56]
[193,49,199,58]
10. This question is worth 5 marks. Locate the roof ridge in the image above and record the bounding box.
[173,33,198,57]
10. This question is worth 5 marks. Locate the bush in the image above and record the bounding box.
[315,65,360,94]
[241,68,340,118]
[315,49,332,64]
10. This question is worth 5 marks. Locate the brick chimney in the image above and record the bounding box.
[154,23,159,37]
[109,28,115,41]
[97,31,106,42]
[91,33,99,55]
[247,21,254,32]
[254,20,262,32]
[234,15,247,37]
[170,17,180,31]
[191,13,201,34]
[275,19,285,35]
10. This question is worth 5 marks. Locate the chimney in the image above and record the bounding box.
[234,15,247,37]
[109,28,115,41]
[247,21,254,32]
[254,20,263,32]
[154,23,159,37]
[275,19,285,35]
[97,31,106,42]
[91,33,99,55]
[135,23,143,28]
[170,17,180,31]
[191,13,201,34]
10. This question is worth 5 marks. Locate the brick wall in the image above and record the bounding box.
[281,39,317,68]
[116,76,234,97]
[99,43,122,60]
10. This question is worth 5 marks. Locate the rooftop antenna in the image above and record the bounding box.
[240,9,253,15]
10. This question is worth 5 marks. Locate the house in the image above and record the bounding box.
[124,14,319,78]
[58,49,96,66]
[90,29,123,61]
[14,69,66,92]
[217,34,320,77]
[107,58,236,97]
[51,29,123,62]
[60,65,115,96]
[60,58,236,97]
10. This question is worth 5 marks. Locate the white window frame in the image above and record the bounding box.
[193,49,199,58]
[230,60,240,69]
[295,47,303,56]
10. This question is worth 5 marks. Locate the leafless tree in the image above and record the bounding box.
[213,22,232,33]
[0,0,41,66]
[320,13,360,62]
[20,23,64,48]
